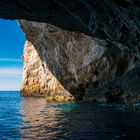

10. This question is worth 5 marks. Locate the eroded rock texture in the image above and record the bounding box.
[0,1,140,46]
[2,0,139,103]
[20,39,74,102]
[20,20,140,103]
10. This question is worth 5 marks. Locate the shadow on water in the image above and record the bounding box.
[20,97,140,140]
[1,92,140,140]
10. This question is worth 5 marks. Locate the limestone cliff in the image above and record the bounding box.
[20,39,74,101]
[20,20,140,104]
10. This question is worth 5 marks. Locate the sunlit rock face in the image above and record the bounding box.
[20,34,74,102]
[20,20,140,103]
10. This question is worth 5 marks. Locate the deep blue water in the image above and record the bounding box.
[0,91,140,140]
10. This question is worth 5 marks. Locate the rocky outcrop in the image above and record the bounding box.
[20,40,74,102]
[20,20,140,103]
[1,0,139,103]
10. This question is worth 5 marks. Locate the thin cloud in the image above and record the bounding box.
[0,58,22,62]
[0,67,23,76]
[0,78,22,91]
[0,67,23,91]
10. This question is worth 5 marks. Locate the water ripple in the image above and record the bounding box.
[0,91,140,139]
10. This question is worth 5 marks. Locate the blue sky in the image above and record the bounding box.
[0,19,26,91]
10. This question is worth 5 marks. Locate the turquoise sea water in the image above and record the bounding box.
[0,91,140,140]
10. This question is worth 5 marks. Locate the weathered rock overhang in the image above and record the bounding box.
[19,20,140,103]
[0,0,140,45]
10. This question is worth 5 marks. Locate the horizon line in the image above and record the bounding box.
[0,90,20,92]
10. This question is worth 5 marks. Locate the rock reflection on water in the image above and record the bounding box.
[20,97,78,139]
[20,97,140,140]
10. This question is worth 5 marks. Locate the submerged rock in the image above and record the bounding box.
[20,20,140,104]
